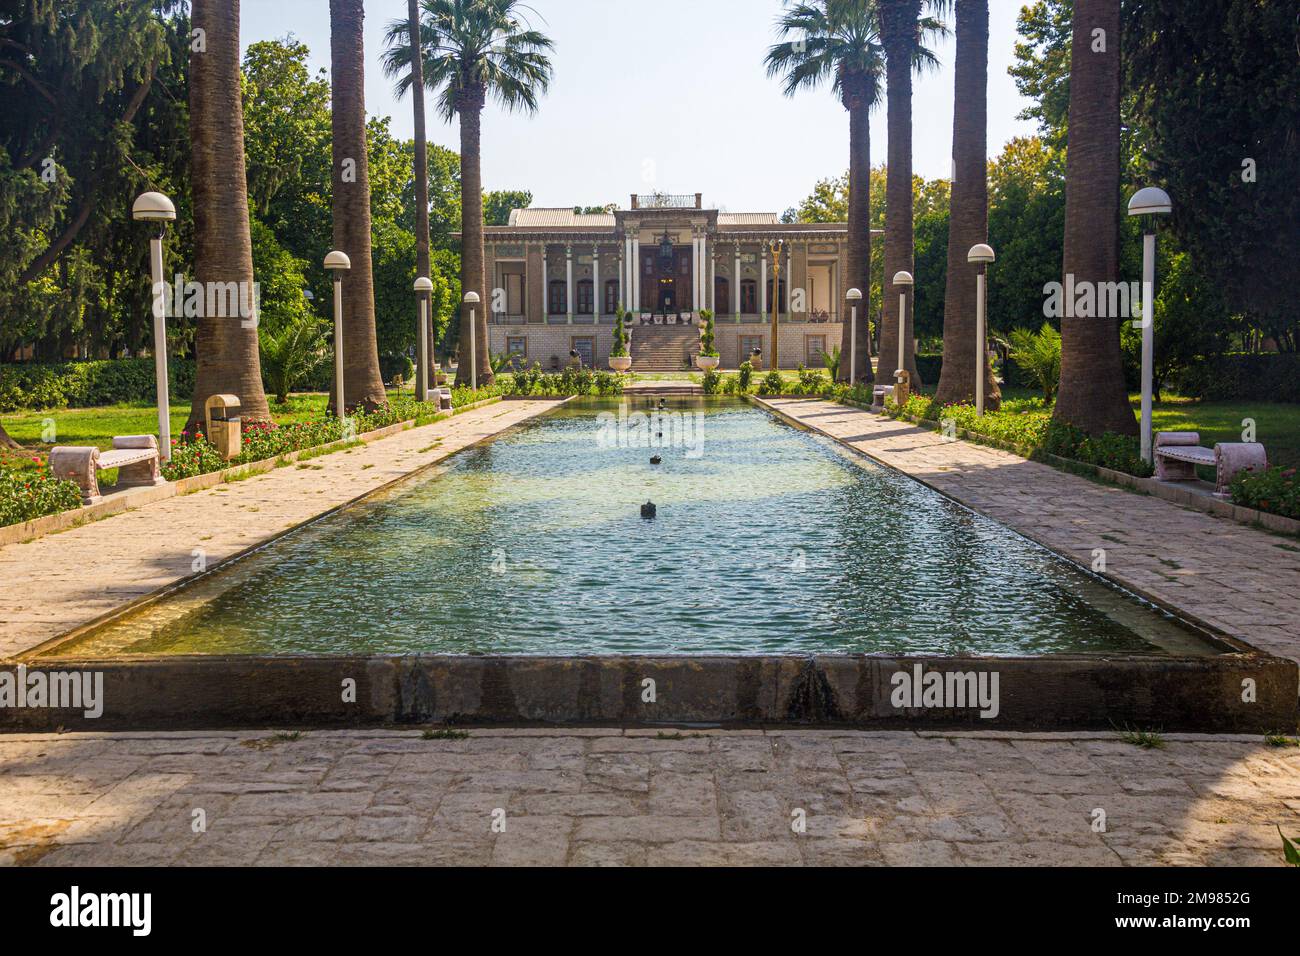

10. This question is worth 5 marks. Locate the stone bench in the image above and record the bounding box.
[872,385,895,408]
[49,434,166,506]
[1154,431,1267,498]
[435,387,452,411]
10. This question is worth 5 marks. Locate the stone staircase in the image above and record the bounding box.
[629,324,700,372]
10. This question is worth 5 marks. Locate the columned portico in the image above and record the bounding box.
[474,194,867,370]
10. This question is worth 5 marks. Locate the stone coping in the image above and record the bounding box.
[0,397,504,548]
[1,653,1294,733]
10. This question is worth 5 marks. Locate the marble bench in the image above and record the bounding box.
[49,434,167,506]
[1154,431,1267,498]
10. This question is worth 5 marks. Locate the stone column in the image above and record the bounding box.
[632,235,640,313]
[592,245,600,321]
[526,243,545,324]
[734,244,742,323]
[792,240,809,321]
[760,245,768,321]
[565,244,574,324]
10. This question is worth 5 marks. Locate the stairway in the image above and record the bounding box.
[630,324,700,372]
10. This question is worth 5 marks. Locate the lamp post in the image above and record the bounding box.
[968,244,996,416]
[414,276,433,401]
[1127,186,1173,465]
[324,251,351,416]
[846,287,863,384]
[464,291,480,391]
[132,192,177,461]
[892,271,913,389]
[769,239,784,370]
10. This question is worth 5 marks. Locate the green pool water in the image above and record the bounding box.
[50,398,1219,658]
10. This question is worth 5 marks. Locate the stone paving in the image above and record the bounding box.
[760,398,1300,666]
[0,399,559,659]
[1,729,1296,867]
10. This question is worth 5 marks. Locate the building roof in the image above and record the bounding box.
[717,212,780,225]
[507,208,617,228]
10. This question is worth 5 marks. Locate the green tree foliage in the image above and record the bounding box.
[483,189,532,225]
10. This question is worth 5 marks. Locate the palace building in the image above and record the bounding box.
[482,193,867,371]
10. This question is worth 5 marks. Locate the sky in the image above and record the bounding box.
[241,0,1040,214]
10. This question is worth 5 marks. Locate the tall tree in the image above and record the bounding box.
[934,0,999,408]
[383,0,555,388]
[767,0,886,384]
[877,0,946,387]
[1053,0,1134,434]
[329,0,387,412]
[405,0,435,396]
[188,0,270,427]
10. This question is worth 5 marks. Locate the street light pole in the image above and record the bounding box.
[1128,187,1173,464]
[324,251,351,416]
[769,239,783,371]
[414,276,433,401]
[132,192,177,461]
[846,287,863,385]
[893,272,913,387]
[464,291,480,392]
[967,244,996,417]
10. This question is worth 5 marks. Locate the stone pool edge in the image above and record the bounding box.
[0,653,1294,733]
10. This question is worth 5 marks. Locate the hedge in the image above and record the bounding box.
[0,359,196,413]
[1176,353,1300,403]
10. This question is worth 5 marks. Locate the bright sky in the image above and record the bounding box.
[241,0,1039,213]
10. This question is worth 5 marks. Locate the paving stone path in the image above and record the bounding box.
[0,400,559,659]
[1,729,1296,867]
[760,398,1300,666]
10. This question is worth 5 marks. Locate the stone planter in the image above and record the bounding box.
[609,355,632,372]
[696,354,720,371]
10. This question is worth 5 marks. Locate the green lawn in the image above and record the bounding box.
[1,389,425,454]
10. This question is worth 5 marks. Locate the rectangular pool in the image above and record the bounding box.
[46,398,1222,659]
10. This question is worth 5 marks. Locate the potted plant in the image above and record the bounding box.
[696,309,720,371]
[609,307,632,372]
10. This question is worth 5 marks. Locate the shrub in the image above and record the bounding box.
[0,359,196,413]
[698,309,718,357]
[701,368,721,395]
[1006,323,1062,402]
[1231,466,1300,519]
[757,370,785,395]
[0,460,84,526]
[1176,353,1300,403]
[820,346,841,381]
[737,360,754,392]
[611,308,629,358]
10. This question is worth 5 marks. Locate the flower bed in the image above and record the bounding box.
[886,394,1154,478]
[1230,466,1300,519]
[0,453,84,527]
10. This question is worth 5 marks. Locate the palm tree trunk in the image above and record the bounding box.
[1053,0,1135,435]
[329,0,387,413]
[879,0,922,389]
[839,83,874,385]
[409,0,434,397]
[187,0,269,431]
[0,421,18,450]
[455,85,493,388]
[933,0,999,410]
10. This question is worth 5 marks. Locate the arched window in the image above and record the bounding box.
[576,279,594,315]
[548,280,567,315]
[604,279,620,317]
[740,279,757,314]
[714,277,731,315]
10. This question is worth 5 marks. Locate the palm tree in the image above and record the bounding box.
[1053,0,1135,435]
[877,0,946,389]
[406,0,434,397]
[767,0,885,384]
[329,0,387,413]
[187,0,270,429]
[933,0,999,409]
[383,0,555,389]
